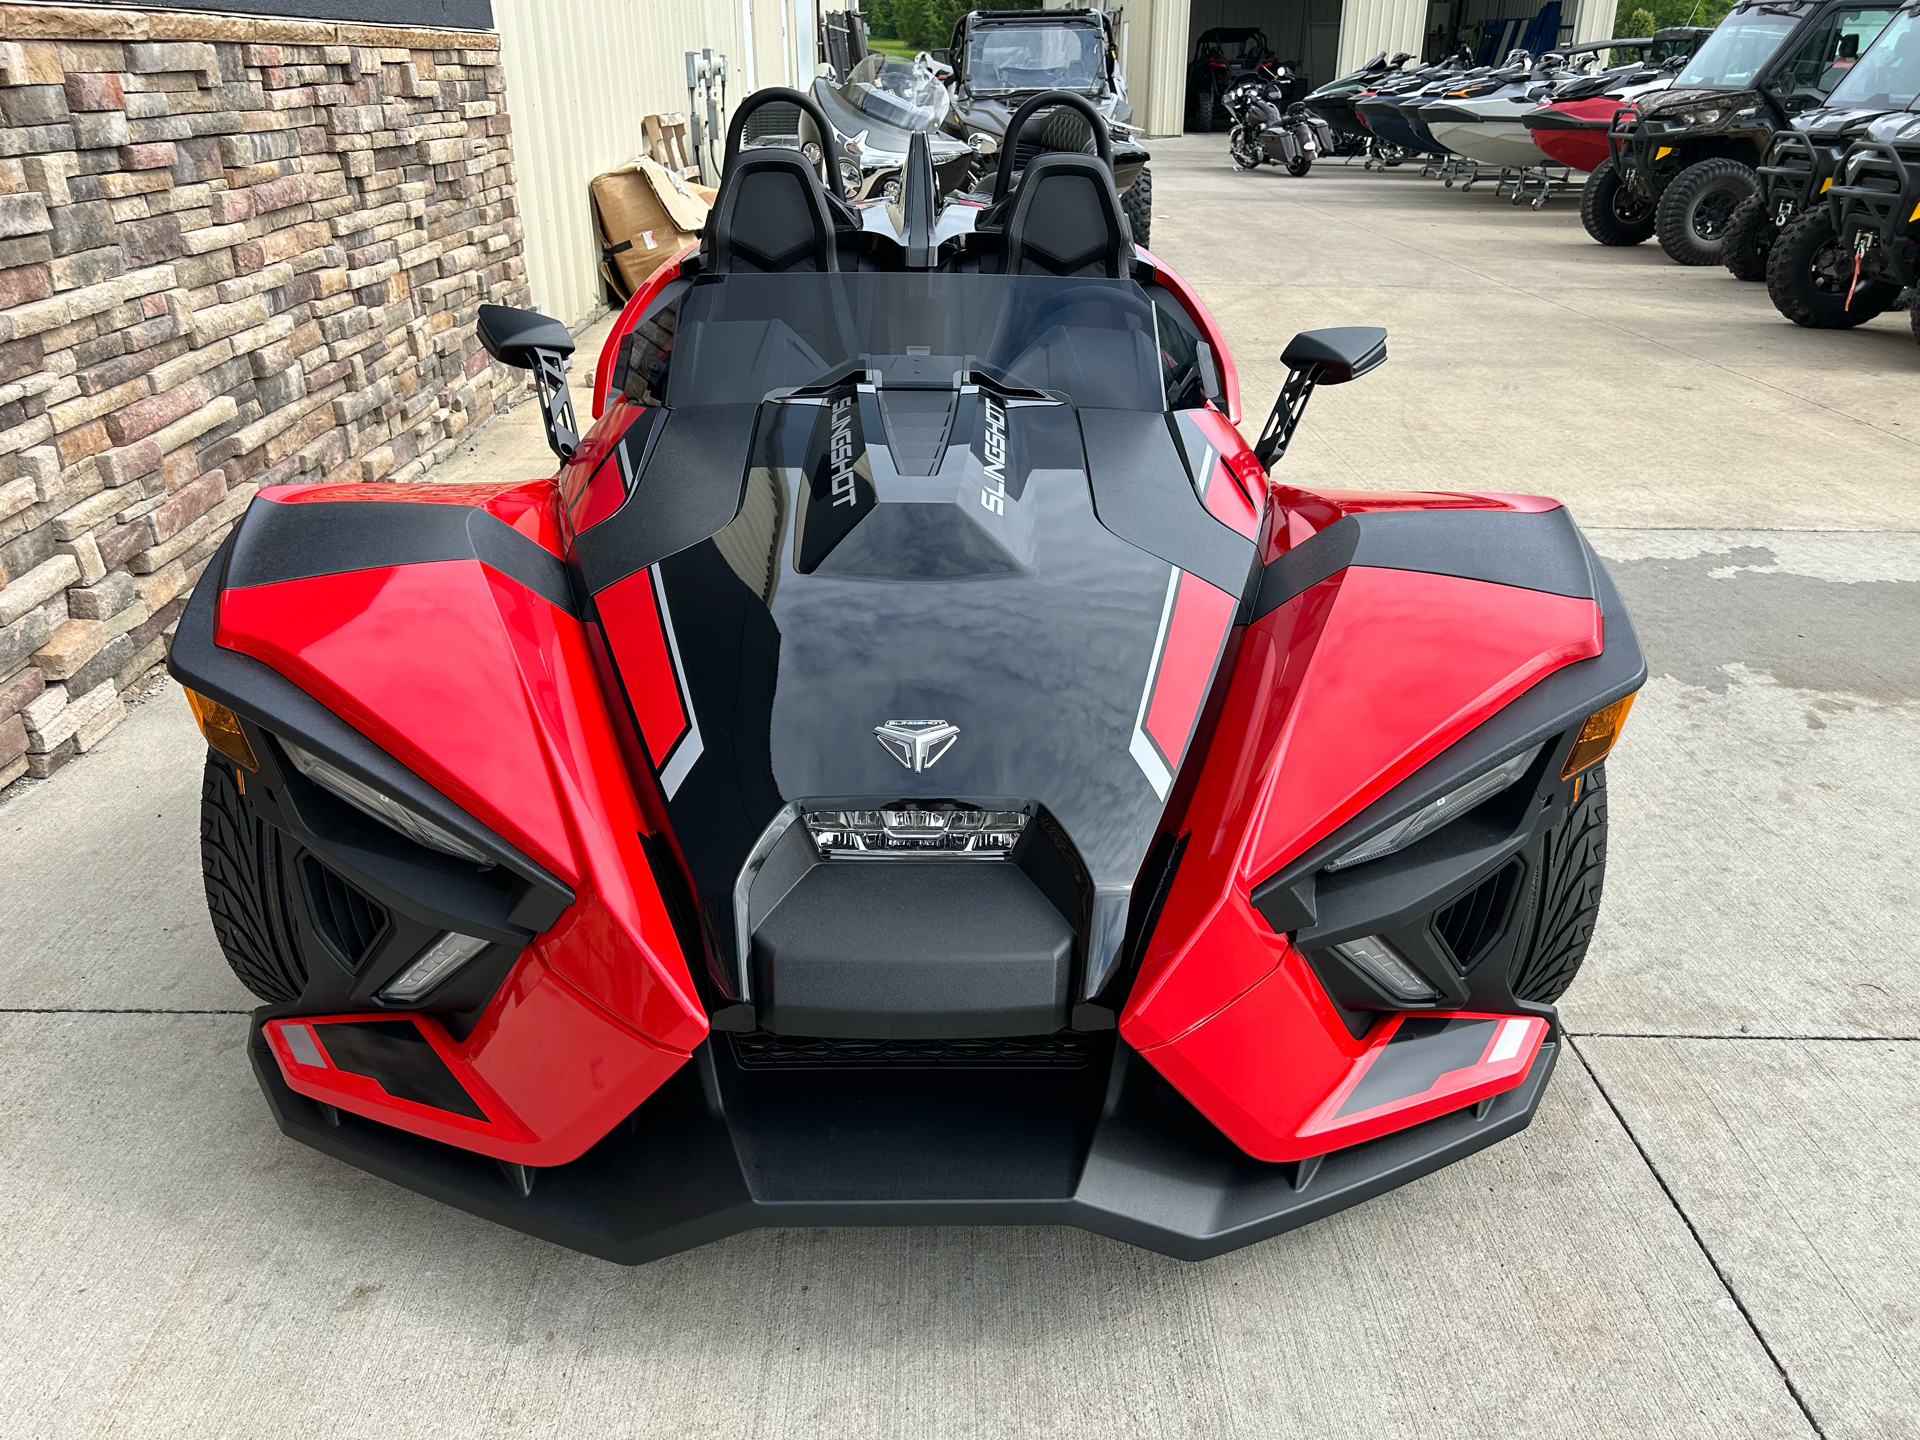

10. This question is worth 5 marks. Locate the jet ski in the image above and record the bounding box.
[1354,52,1482,157]
[1303,49,1414,148]
[1421,50,1577,167]
[1522,29,1712,171]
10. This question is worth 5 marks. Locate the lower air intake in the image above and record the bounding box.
[730,1032,1092,1070]
[1432,860,1522,971]
[301,855,390,972]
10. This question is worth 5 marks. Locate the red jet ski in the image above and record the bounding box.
[1524,27,1712,170]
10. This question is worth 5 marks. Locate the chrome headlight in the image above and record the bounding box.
[1326,743,1543,872]
[281,738,495,868]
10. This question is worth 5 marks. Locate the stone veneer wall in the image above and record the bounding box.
[0,3,532,792]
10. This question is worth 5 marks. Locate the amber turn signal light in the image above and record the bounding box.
[1560,695,1634,780]
[183,687,258,772]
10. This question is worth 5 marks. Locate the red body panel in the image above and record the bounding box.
[1525,99,1617,172]
[593,251,696,419]
[1137,246,1241,425]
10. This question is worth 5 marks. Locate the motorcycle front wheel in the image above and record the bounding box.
[1228,126,1261,171]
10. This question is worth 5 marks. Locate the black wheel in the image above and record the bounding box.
[1228,126,1260,171]
[1121,164,1152,248]
[1509,766,1609,1006]
[1655,158,1757,265]
[1194,92,1216,133]
[1579,158,1655,246]
[1766,209,1899,327]
[201,752,307,1003]
[1912,301,1920,352]
[1286,151,1312,177]
[1722,193,1777,280]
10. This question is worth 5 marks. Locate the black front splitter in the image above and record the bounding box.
[250,1025,1559,1265]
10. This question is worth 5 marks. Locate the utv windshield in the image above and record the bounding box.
[649,274,1167,411]
[1821,4,1918,102]
[1674,10,1804,86]
[834,54,953,130]
[968,23,1105,93]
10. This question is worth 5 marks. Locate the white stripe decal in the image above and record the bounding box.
[1128,565,1182,800]
[1489,1017,1530,1065]
[650,564,705,798]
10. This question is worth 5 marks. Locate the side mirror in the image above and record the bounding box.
[478,303,580,463]
[1255,326,1387,467]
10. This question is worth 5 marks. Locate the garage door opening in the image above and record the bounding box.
[1183,0,1345,132]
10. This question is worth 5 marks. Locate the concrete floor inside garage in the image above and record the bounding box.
[2,135,1917,1439]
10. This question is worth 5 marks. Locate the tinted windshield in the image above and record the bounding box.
[653,274,1165,411]
[1675,11,1803,86]
[835,53,953,129]
[968,23,1105,93]
[1826,5,1920,103]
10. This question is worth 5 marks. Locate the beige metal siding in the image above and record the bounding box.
[1337,0,1426,77]
[495,0,750,329]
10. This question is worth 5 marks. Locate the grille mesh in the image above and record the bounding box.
[300,855,390,971]
[1433,861,1522,972]
[730,1033,1092,1070]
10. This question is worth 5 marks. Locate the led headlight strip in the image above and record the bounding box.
[280,738,495,869]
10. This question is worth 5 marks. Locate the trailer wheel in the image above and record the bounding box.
[1655,158,1756,266]
[1722,193,1776,281]
[1579,158,1655,246]
[1121,165,1152,248]
[1766,210,1899,328]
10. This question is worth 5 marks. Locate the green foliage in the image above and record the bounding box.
[878,0,1040,54]
[1613,0,1738,35]
[864,0,899,39]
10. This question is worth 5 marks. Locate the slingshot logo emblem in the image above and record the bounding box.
[874,719,960,773]
[829,395,859,507]
[979,396,1008,516]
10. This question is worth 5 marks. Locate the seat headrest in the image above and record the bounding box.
[1002,152,1132,279]
[704,149,840,274]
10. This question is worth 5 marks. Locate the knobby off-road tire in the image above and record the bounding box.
[1655,158,1757,266]
[1122,164,1153,249]
[1508,766,1610,1006]
[1722,193,1775,280]
[201,751,307,1003]
[1579,158,1655,245]
[1766,209,1899,327]
[1912,301,1920,352]
[1194,92,1217,133]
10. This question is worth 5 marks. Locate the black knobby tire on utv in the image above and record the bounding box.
[1655,158,1757,266]
[1580,158,1656,246]
[201,752,307,1003]
[1194,91,1217,132]
[1912,301,1920,352]
[1509,766,1610,1006]
[1767,209,1900,327]
[1722,193,1776,281]
[1121,164,1153,248]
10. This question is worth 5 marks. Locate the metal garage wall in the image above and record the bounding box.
[495,0,746,329]
[1336,0,1424,75]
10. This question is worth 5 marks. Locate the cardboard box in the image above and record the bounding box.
[590,155,716,301]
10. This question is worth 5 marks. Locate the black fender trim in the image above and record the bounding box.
[225,495,579,619]
[1078,409,1257,597]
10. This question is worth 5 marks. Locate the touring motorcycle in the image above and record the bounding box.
[1225,67,1338,174]
[174,87,1643,1264]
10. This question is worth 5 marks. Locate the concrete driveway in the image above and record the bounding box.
[2,135,1915,1438]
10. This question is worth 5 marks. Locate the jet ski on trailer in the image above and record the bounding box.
[172,86,1643,1265]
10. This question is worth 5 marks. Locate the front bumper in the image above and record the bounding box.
[254,1022,1559,1263]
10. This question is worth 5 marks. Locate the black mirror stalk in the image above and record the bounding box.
[1253,326,1387,469]
[477,303,581,463]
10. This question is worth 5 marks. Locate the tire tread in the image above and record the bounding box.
[1510,765,1608,1006]
[200,753,306,1003]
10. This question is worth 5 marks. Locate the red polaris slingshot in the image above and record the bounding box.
[174,89,1641,1263]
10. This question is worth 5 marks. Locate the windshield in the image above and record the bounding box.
[835,53,953,129]
[968,23,1105,93]
[1825,5,1920,103]
[1675,11,1803,86]
[647,274,1166,412]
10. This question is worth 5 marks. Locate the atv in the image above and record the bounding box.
[1587,0,1899,263]
[1724,1,1920,280]
[941,6,1154,245]
[1187,26,1283,133]
[171,86,1643,1266]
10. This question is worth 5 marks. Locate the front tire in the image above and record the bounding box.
[1722,193,1777,280]
[1509,766,1609,1006]
[1228,126,1260,171]
[1194,92,1217,133]
[1121,164,1153,248]
[1580,158,1656,246]
[201,753,307,1003]
[1766,210,1898,327]
[1655,158,1756,266]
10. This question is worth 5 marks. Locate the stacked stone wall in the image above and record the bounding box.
[0,4,531,792]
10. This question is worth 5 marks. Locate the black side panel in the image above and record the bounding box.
[224,497,577,617]
[573,404,760,591]
[314,1021,488,1120]
[1250,506,1598,619]
[1078,409,1255,597]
